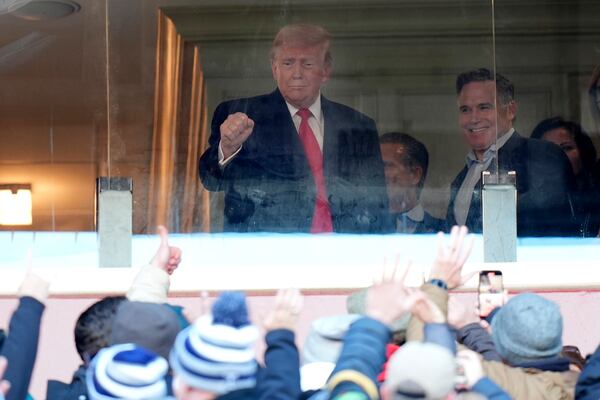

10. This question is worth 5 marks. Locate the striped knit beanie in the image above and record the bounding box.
[86,343,170,400]
[169,291,259,395]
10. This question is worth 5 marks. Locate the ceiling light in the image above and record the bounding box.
[12,0,80,21]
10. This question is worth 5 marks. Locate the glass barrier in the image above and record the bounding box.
[111,0,496,235]
[6,1,598,240]
[492,0,600,238]
[0,0,106,232]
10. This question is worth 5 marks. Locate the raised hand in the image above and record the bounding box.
[429,225,475,290]
[150,225,182,275]
[18,272,49,304]
[456,349,485,389]
[264,288,304,331]
[366,259,424,327]
[220,112,255,158]
[411,294,446,324]
[447,296,480,329]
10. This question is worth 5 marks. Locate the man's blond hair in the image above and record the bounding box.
[270,23,332,66]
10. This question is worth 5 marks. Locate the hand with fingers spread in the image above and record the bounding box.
[220,112,255,158]
[150,225,182,275]
[264,288,304,332]
[429,225,475,290]
[366,260,424,327]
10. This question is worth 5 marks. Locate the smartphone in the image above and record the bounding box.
[478,270,504,318]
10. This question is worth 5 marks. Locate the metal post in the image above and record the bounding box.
[482,171,517,262]
[97,177,133,268]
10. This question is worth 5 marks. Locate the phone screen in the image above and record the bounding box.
[478,270,504,317]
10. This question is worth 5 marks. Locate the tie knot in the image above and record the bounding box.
[297,108,312,120]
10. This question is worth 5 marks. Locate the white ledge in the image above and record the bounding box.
[0,233,598,295]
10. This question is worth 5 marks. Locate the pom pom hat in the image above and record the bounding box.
[86,343,170,400]
[170,292,259,394]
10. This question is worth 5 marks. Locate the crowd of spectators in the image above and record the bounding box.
[0,225,597,400]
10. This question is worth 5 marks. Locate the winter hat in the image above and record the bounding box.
[385,342,456,399]
[302,314,361,364]
[492,293,563,365]
[169,291,259,395]
[86,343,170,400]
[110,301,181,360]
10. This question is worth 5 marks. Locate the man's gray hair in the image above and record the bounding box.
[270,23,332,66]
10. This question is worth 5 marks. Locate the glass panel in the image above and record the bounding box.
[0,0,106,232]
[493,0,600,237]
[108,0,495,235]
[0,0,499,236]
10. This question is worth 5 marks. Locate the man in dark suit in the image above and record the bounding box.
[446,68,575,237]
[380,132,444,234]
[199,23,390,233]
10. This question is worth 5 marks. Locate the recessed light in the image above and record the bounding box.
[12,0,80,21]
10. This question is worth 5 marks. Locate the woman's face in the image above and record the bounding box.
[542,127,583,176]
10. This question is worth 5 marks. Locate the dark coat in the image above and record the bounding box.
[199,89,391,233]
[0,296,45,400]
[575,345,600,399]
[255,329,302,400]
[446,132,576,237]
[46,365,87,400]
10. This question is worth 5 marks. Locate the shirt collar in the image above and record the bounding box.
[286,94,323,123]
[405,203,425,222]
[466,128,515,166]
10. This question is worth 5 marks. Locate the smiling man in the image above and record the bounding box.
[446,68,576,237]
[199,23,390,233]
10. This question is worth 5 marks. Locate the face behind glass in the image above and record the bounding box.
[271,44,331,109]
[457,81,516,158]
[380,143,420,213]
[541,127,583,176]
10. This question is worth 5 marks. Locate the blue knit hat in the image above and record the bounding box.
[86,343,170,400]
[492,293,563,365]
[169,292,259,395]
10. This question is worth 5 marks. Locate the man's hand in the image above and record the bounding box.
[220,112,255,158]
[447,296,480,329]
[264,288,304,332]
[150,225,182,275]
[411,294,446,324]
[456,349,485,389]
[429,225,475,290]
[366,260,424,327]
[18,272,49,304]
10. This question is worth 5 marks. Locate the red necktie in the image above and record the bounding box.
[297,108,333,233]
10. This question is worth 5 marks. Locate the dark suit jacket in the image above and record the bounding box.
[446,132,576,237]
[199,89,391,233]
[393,209,445,234]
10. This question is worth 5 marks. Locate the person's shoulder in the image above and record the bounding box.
[514,133,565,159]
[322,97,375,124]
[217,91,278,110]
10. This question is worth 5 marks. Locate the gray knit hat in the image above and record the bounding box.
[302,314,361,364]
[110,301,181,360]
[492,293,563,365]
